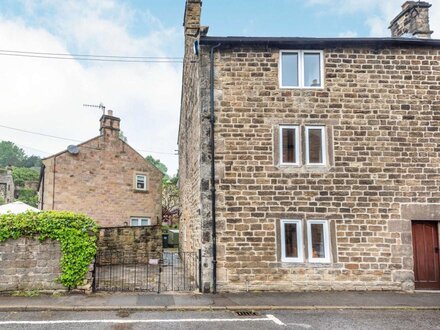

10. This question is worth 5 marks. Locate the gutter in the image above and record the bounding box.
[200,36,440,48]
[209,43,221,294]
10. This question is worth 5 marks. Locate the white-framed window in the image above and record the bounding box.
[135,174,148,191]
[305,126,326,166]
[130,217,151,226]
[279,125,300,165]
[280,219,303,262]
[307,220,330,263]
[279,50,324,89]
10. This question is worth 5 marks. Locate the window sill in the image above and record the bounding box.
[279,86,325,90]
[277,262,341,268]
[133,189,149,194]
[276,164,333,173]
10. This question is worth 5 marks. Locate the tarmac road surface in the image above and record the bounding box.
[0,309,438,329]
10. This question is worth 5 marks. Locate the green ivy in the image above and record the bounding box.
[0,211,98,288]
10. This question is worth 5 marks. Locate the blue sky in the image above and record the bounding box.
[0,0,438,174]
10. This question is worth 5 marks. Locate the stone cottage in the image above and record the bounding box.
[179,0,440,292]
[39,110,163,227]
[0,167,15,204]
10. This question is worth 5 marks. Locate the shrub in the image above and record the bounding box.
[12,167,39,187]
[0,211,98,288]
[17,188,39,207]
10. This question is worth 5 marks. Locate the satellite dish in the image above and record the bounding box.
[67,145,80,155]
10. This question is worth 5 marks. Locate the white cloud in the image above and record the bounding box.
[0,0,181,174]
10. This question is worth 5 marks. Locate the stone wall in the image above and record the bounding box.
[0,237,63,292]
[40,121,163,228]
[97,226,163,264]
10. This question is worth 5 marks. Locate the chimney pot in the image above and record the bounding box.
[108,110,113,116]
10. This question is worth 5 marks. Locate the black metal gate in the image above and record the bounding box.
[93,250,201,292]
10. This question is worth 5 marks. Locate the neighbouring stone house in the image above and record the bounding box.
[0,167,15,204]
[179,0,440,292]
[39,110,163,227]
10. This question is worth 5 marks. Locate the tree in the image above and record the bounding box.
[0,141,26,167]
[162,174,180,227]
[22,155,42,168]
[145,155,168,178]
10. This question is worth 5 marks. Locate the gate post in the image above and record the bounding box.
[198,249,202,293]
[158,257,162,294]
[92,255,97,292]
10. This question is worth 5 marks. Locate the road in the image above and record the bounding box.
[0,310,438,329]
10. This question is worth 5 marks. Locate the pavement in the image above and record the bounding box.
[0,291,438,311]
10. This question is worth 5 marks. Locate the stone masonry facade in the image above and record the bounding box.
[179,0,440,292]
[97,226,163,264]
[40,111,163,228]
[0,237,64,292]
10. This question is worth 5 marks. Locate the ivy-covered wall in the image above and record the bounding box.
[0,211,97,292]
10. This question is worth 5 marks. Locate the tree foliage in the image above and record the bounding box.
[162,174,179,212]
[0,211,98,288]
[0,141,41,168]
[145,155,168,178]
[0,141,27,167]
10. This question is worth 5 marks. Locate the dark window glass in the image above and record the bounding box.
[308,128,323,164]
[311,223,326,258]
[284,223,298,258]
[282,53,299,86]
[304,53,321,87]
[282,128,296,163]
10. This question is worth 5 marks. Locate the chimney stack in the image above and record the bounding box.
[99,110,120,138]
[183,0,202,37]
[389,1,433,39]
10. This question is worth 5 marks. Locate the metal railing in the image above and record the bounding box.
[93,250,201,293]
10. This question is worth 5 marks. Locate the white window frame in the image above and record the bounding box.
[135,174,148,191]
[305,126,327,166]
[279,125,300,166]
[279,50,324,89]
[280,219,303,263]
[307,220,331,263]
[130,217,151,226]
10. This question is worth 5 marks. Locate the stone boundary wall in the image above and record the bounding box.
[0,237,92,293]
[96,226,163,264]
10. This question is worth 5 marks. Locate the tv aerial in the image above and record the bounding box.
[83,102,106,114]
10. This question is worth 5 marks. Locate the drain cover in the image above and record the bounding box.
[235,311,259,316]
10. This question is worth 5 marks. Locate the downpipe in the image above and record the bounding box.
[209,43,221,294]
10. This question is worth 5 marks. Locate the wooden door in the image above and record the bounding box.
[412,221,440,290]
